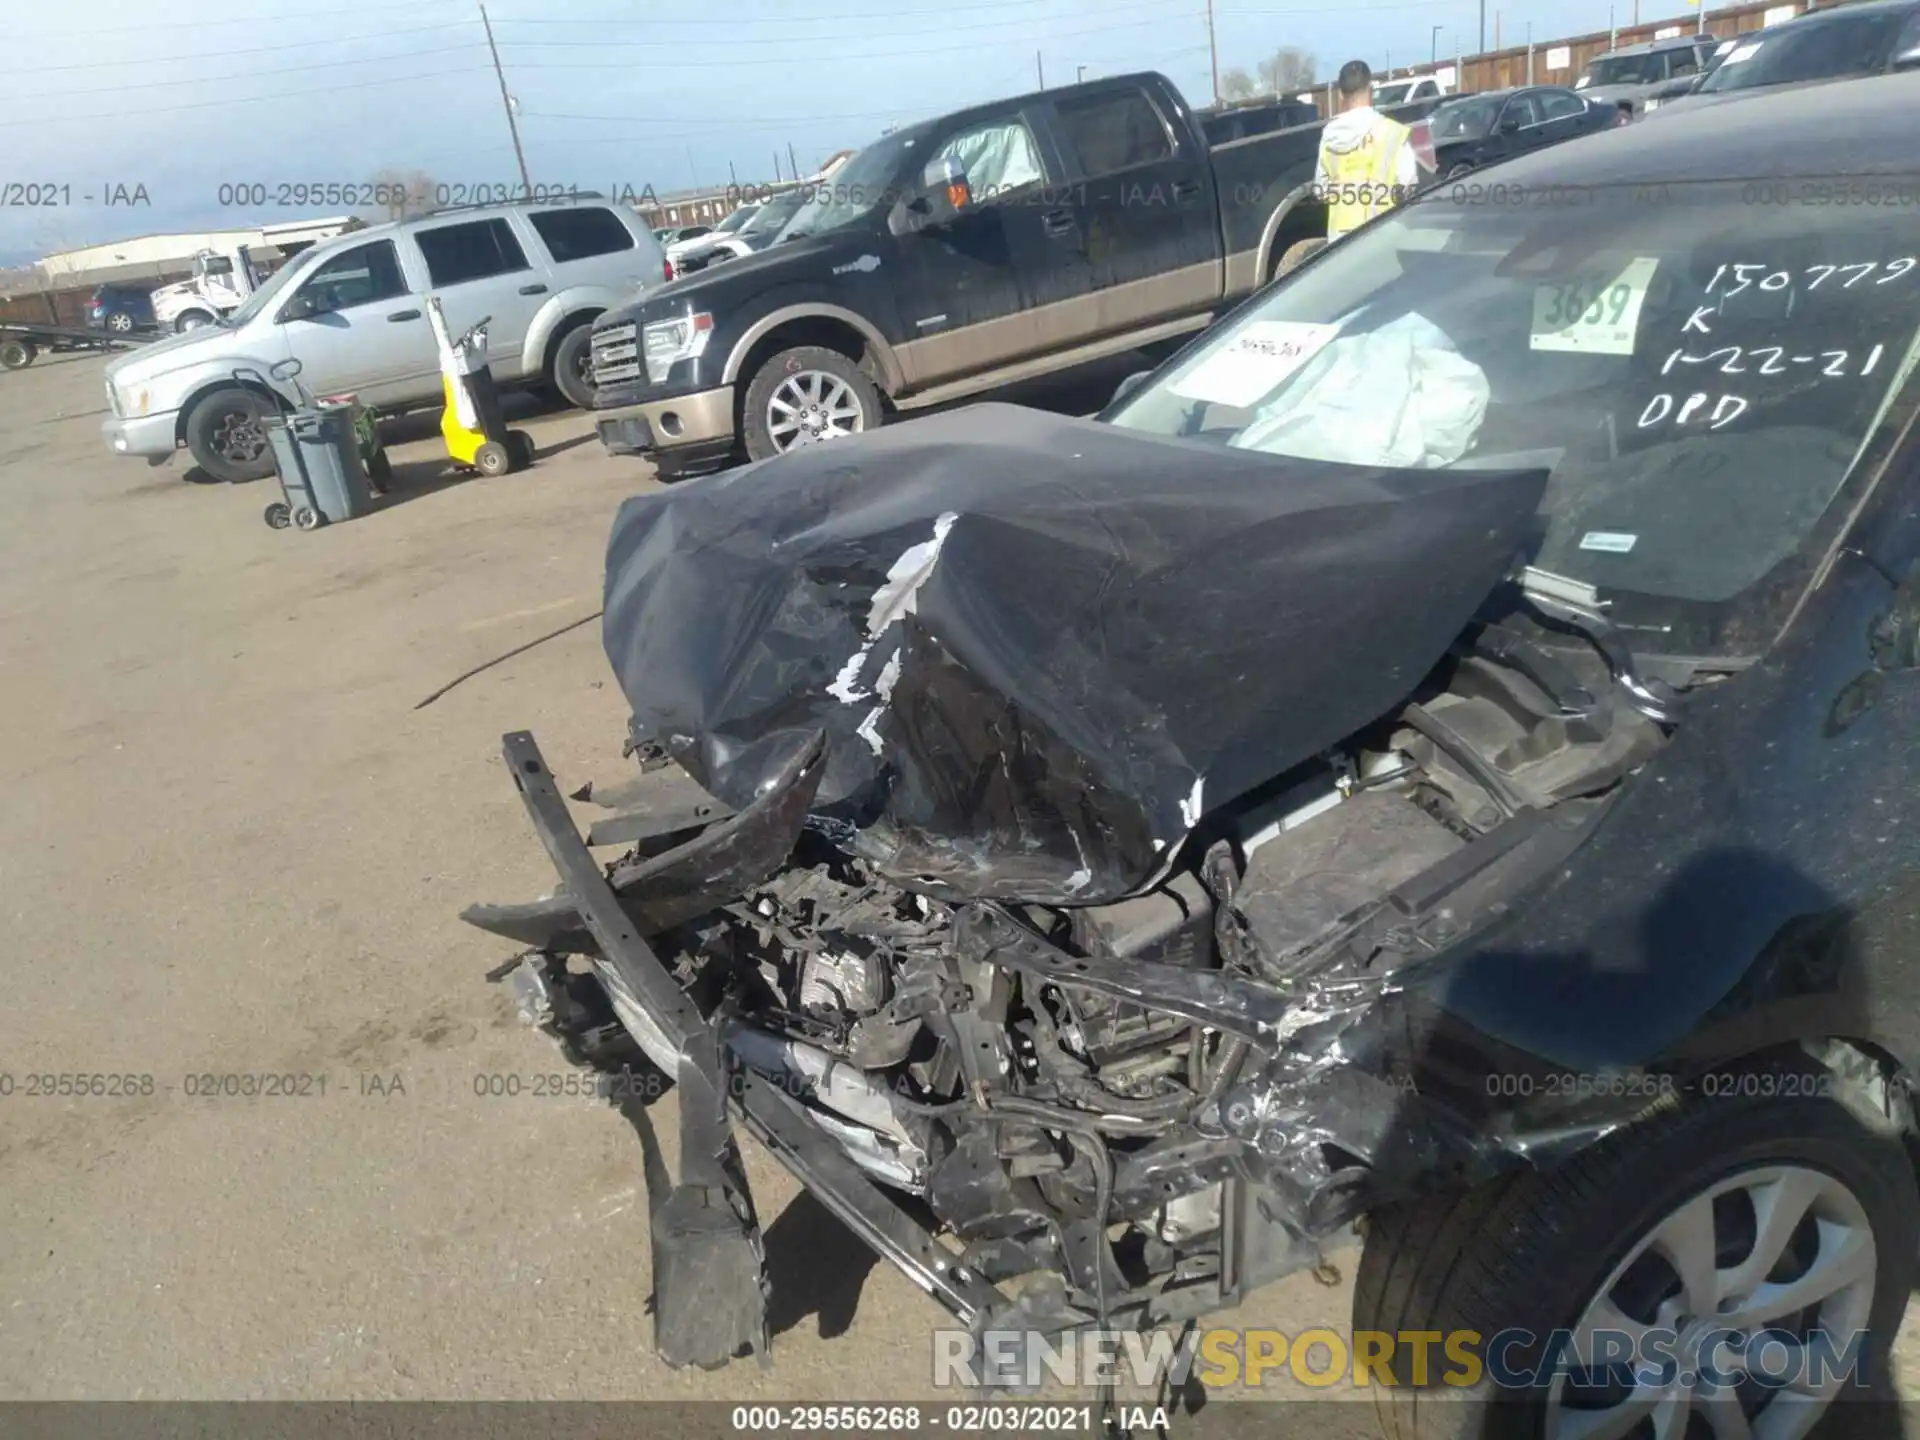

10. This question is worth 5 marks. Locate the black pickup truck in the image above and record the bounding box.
[589,71,1441,473]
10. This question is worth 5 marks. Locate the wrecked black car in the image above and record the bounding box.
[468,78,1920,1438]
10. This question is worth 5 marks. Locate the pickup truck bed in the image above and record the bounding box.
[589,70,1441,474]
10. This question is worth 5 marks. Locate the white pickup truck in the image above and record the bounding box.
[149,246,278,333]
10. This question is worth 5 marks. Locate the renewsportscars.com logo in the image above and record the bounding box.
[931,1325,1873,1394]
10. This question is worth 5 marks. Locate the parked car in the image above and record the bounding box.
[472,73,1920,1433]
[1573,33,1718,115]
[667,189,814,276]
[1420,84,1625,177]
[653,224,713,248]
[1653,0,1920,113]
[100,198,670,482]
[86,283,157,335]
[664,204,759,271]
[587,70,1445,473]
[1196,96,1320,145]
[1373,73,1450,105]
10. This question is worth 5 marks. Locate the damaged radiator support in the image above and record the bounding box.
[500,732,1006,1357]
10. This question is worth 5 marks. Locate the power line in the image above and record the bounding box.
[0,64,486,129]
[25,21,479,73]
[16,45,489,100]
[503,12,1191,69]
[16,0,467,35]
[499,0,1182,46]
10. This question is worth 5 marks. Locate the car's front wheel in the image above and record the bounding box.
[175,310,216,333]
[184,386,277,483]
[105,311,135,334]
[1355,1082,1916,1439]
[549,320,599,410]
[741,345,881,461]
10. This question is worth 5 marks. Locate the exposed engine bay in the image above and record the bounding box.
[472,606,1672,1356]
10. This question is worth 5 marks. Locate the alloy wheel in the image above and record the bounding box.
[212,407,267,465]
[107,312,134,333]
[765,370,865,451]
[1546,1163,1877,1440]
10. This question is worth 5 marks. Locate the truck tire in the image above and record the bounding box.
[741,345,881,462]
[175,310,217,333]
[1,339,36,370]
[1274,238,1328,279]
[184,386,276,484]
[1353,1084,1916,1440]
[549,321,599,410]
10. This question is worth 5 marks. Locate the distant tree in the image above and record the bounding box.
[1220,67,1257,101]
[363,169,439,222]
[1257,46,1317,94]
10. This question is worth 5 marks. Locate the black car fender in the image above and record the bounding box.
[718,296,906,396]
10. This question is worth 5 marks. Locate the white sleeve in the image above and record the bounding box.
[1396,134,1421,187]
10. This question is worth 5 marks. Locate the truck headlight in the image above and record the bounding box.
[641,312,714,384]
[1642,98,1661,111]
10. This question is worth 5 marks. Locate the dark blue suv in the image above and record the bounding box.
[87,283,157,335]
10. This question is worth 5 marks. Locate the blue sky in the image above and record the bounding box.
[5,0,1683,263]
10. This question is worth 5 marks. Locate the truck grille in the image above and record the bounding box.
[592,322,640,386]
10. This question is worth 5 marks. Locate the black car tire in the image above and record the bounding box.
[1275,237,1329,279]
[1,339,35,370]
[741,345,881,462]
[175,310,216,333]
[549,321,599,410]
[1355,1084,1917,1440]
[1446,162,1476,180]
[184,386,277,484]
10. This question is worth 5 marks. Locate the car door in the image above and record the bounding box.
[891,106,1075,388]
[407,215,552,380]
[1051,82,1221,342]
[1536,87,1597,140]
[1492,91,1547,160]
[275,237,434,405]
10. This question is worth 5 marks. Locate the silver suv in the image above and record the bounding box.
[1574,34,1717,116]
[101,198,669,482]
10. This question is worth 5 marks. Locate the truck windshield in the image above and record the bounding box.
[1697,10,1903,91]
[1580,52,1667,86]
[776,132,922,242]
[218,250,312,327]
[1104,180,1920,655]
[1374,81,1418,104]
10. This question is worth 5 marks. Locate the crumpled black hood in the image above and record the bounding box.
[603,403,1545,904]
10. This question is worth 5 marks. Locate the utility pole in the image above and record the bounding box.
[1205,0,1220,104]
[1526,20,1534,82]
[1495,11,1501,50]
[1431,24,1443,65]
[1478,0,1486,56]
[479,4,532,199]
[773,151,783,182]
[1077,64,1087,82]
[788,142,800,180]
[1036,50,1045,88]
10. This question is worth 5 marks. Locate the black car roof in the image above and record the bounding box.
[1461,69,1920,187]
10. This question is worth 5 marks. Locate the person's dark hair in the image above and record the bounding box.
[1337,59,1373,97]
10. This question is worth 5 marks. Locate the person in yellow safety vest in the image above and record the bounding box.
[1314,59,1421,242]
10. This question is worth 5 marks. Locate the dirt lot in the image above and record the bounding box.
[0,351,1385,1412]
[2,351,1914,1433]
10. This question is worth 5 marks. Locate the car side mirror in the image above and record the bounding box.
[1894,42,1920,70]
[279,293,322,323]
[1498,113,1525,134]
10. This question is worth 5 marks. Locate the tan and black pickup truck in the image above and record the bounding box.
[587,70,1441,474]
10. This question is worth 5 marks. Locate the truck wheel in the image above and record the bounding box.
[1354,1084,1916,1439]
[185,386,276,483]
[1,339,36,370]
[1273,238,1328,279]
[742,345,881,461]
[549,321,599,410]
[175,310,216,333]
[106,311,136,334]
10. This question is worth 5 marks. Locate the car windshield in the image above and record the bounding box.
[218,249,313,327]
[736,190,811,246]
[1582,51,1666,86]
[713,206,757,234]
[776,133,920,241]
[1430,96,1502,138]
[1105,181,1920,654]
[1698,11,1903,91]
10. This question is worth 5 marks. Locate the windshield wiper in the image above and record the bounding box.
[1516,566,1683,725]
